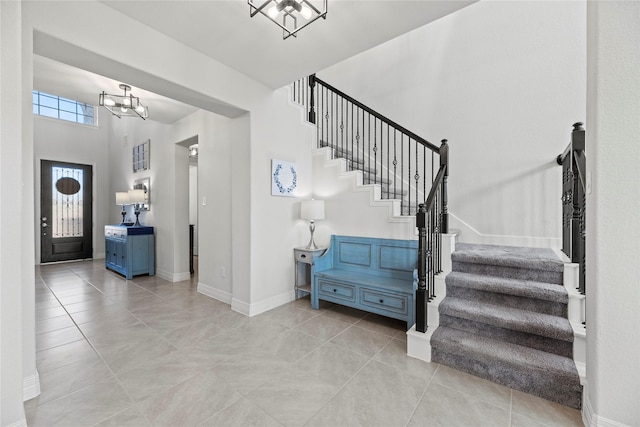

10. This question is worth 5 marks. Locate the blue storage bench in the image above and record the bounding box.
[312,235,418,329]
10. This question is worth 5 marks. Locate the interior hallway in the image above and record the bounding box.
[27,260,583,426]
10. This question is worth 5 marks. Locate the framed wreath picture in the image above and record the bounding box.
[271,159,298,197]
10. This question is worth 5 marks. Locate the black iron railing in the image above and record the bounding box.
[415,143,448,332]
[306,74,440,216]
[292,74,448,333]
[557,122,586,295]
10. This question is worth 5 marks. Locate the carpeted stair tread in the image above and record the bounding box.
[446,271,568,303]
[439,297,574,342]
[431,326,582,408]
[453,243,564,273]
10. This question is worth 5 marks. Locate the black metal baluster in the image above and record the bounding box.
[387,124,390,199]
[416,203,427,333]
[408,138,412,215]
[356,108,360,173]
[350,103,354,174]
[393,131,397,200]
[415,138,419,216]
[400,134,404,214]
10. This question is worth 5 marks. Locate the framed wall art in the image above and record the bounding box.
[133,139,150,172]
[271,159,298,197]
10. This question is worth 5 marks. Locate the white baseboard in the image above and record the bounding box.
[449,213,561,248]
[582,391,634,427]
[93,252,105,259]
[197,282,232,305]
[198,283,293,318]
[23,371,40,401]
[5,419,27,427]
[156,269,190,283]
[231,298,251,316]
[246,289,294,317]
[173,271,191,282]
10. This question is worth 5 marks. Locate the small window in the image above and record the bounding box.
[33,91,96,126]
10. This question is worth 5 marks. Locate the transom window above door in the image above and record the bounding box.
[33,91,96,126]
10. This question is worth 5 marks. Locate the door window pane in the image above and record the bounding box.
[51,167,84,238]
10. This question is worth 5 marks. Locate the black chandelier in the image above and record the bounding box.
[248,0,328,40]
[99,84,148,120]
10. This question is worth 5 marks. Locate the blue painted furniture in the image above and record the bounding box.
[312,235,418,329]
[105,225,155,279]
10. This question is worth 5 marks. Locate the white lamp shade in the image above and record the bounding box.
[301,199,325,220]
[116,192,130,205]
[128,189,146,204]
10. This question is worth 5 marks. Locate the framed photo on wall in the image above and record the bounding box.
[271,159,298,197]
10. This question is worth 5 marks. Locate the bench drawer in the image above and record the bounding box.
[360,288,409,316]
[317,279,356,303]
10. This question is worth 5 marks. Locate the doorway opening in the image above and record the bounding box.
[178,136,199,280]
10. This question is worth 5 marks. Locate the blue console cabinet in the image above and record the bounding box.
[105,225,155,279]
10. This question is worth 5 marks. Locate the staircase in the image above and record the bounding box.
[431,243,583,409]
[291,77,584,410]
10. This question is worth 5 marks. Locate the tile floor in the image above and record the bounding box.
[26,260,584,426]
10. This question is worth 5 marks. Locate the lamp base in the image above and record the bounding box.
[133,208,142,227]
[120,209,127,226]
[305,220,319,250]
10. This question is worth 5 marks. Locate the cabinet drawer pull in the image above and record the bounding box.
[333,289,337,292]
[379,299,384,303]
[300,254,306,259]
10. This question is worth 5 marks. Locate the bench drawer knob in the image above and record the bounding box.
[379,299,384,303]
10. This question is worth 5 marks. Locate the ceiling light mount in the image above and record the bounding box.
[99,84,149,120]
[248,0,327,40]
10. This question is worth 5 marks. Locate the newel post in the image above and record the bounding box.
[308,74,316,124]
[440,139,449,234]
[416,203,428,333]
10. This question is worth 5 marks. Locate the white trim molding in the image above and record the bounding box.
[156,269,190,283]
[23,371,41,401]
[245,289,293,317]
[582,392,635,427]
[197,282,232,305]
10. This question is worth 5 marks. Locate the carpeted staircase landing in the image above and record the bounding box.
[431,243,582,409]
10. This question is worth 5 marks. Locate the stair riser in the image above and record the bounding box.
[452,261,563,285]
[432,348,582,409]
[439,314,573,358]
[446,285,568,317]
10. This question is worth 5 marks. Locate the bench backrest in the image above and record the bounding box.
[328,235,418,281]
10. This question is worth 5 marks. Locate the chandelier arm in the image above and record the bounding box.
[248,0,274,17]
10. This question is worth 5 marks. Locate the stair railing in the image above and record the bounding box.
[557,122,586,295]
[307,74,441,216]
[415,141,448,332]
[292,74,449,333]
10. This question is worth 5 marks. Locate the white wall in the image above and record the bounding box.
[108,117,181,278]
[170,110,241,298]
[0,1,28,424]
[34,115,111,260]
[312,149,416,243]
[585,2,640,425]
[247,89,316,312]
[318,1,586,248]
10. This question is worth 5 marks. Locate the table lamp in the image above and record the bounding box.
[128,189,146,226]
[301,199,325,250]
[115,192,130,225]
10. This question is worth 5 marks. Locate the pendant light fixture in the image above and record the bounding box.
[248,0,327,39]
[99,84,149,120]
